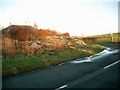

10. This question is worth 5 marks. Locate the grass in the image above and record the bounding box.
[2,44,104,78]
[96,33,120,43]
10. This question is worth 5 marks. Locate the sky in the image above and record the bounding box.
[0,0,119,36]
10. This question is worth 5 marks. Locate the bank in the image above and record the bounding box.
[2,44,104,78]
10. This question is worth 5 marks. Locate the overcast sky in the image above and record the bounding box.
[0,0,119,36]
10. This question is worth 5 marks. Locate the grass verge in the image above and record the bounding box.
[2,44,104,78]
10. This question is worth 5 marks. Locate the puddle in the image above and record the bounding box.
[70,59,91,64]
[57,46,119,65]
[69,46,119,64]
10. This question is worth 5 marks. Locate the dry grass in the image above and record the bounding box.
[2,37,16,56]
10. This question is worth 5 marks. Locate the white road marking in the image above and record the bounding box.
[54,85,67,90]
[104,60,120,69]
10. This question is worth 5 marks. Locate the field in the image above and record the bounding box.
[81,33,120,43]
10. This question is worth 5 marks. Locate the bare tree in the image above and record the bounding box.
[9,22,11,26]
[34,22,38,29]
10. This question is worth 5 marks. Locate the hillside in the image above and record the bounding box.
[2,25,39,41]
[2,25,105,77]
[2,25,85,56]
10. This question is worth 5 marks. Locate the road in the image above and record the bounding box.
[2,43,120,89]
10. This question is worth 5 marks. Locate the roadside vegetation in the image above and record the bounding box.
[2,44,103,78]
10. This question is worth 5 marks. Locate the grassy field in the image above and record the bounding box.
[81,33,120,43]
[2,44,103,77]
[96,33,120,43]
